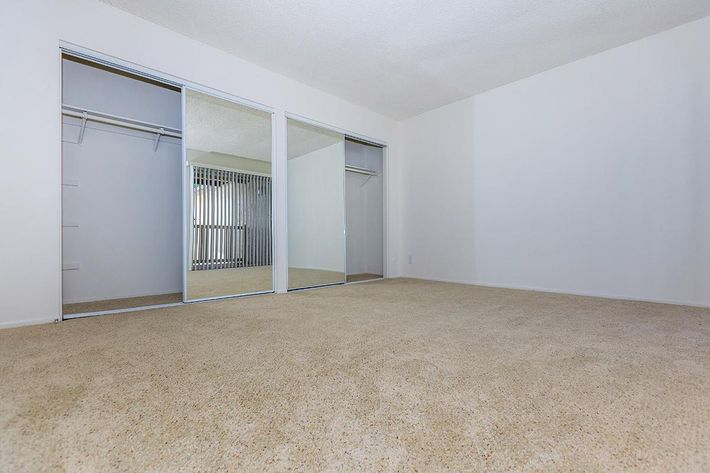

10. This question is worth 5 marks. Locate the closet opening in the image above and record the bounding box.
[61,55,183,317]
[345,137,384,283]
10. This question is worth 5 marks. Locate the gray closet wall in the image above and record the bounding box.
[62,58,182,304]
[345,140,384,278]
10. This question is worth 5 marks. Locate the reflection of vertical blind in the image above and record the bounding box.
[191,166,272,270]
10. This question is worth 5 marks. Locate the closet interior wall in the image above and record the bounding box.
[345,139,384,282]
[61,57,183,314]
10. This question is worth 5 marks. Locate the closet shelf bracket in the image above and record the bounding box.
[78,111,88,144]
[360,175,374,187]
[154,128,165,152]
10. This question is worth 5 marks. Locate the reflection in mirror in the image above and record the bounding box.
[185,90,273,300]
[287,119,346,289]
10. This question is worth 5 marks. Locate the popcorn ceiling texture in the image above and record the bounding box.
[1,279,709,471]
[186,90,272,161]
[99,0,710,118]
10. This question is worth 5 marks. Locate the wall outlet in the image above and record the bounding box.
[408,255,413,264]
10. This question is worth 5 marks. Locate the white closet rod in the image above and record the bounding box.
[345,165,377,176]
[62,104,182,139]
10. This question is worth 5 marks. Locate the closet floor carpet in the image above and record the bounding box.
[1,279,708,472]
[62,293,183,315]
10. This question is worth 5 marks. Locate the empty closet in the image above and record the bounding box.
[61,57,183,315]
[345,139,384,283]
[61,54,275,318]
[60,52,383,316]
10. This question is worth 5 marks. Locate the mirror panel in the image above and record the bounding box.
[287,119,346,289]
[184,89,273,300]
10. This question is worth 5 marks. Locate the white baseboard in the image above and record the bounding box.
[399,274,710,309]
[0,317,58,330]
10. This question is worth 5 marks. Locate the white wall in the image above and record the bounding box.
[288,142,346,273]
[62,58,182,303]
[346,141,384,276]
[0,0,399,328]
[400,16,710,307]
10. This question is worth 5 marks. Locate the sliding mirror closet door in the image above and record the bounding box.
[184,90,273,301]
[287,119,346,289]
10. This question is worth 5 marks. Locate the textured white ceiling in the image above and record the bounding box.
[287,120,342,160]
[101,0,710,118]
[186,91,341,160]
[186,90,271,161]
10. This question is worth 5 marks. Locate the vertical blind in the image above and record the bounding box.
[191,166,272,271]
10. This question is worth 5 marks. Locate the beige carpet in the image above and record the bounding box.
[62,293,183,315]
[1,279,708,472]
